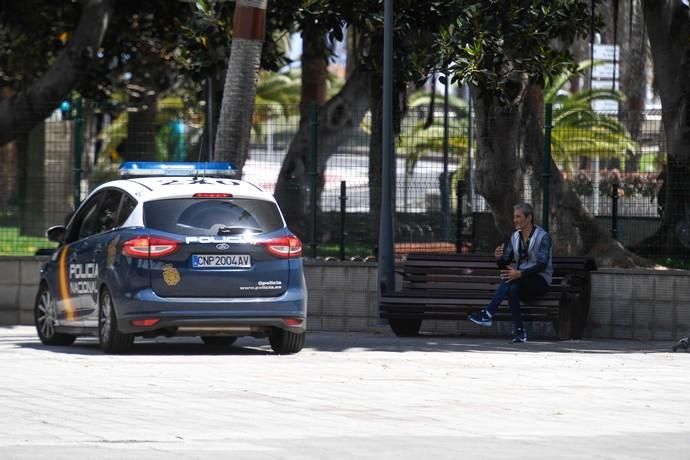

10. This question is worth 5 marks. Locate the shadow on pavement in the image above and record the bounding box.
[1,326,683,355]
[299,331,681,354]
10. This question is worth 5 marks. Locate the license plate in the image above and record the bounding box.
[192,254,251,268]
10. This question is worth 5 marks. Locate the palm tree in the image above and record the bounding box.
[213,0,267,172]
[545,61,636,172]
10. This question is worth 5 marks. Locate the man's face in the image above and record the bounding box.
[513,210,530,231]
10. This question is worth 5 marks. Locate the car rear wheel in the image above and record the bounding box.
[269,328,305,355]
[34,284,76,346]
[200,336,237,346]
[98,287,134,354]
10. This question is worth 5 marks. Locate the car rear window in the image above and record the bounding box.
[144,198,284,236]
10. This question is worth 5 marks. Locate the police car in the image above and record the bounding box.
[34,162,307,354]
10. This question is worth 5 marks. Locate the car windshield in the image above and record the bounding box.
[144,198,284,236]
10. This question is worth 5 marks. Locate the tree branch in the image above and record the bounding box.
[0,0,113,147]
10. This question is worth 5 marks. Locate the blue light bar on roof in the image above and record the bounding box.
[119,161,236,178]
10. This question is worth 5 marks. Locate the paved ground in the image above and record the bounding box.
[0,325,689,459]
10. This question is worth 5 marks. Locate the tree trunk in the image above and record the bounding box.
[300,27,328,117]
[522,84,651,267]
[274,68,370,239]
[471,86,525,235]
[635,0,690,258]
[213,0,267,172]
[0,86,18,207]
[0,0,113,147]
[620,0,647,172]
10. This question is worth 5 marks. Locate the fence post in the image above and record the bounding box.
[338,180,347,260]
[455,179,465,253]
[309,101,318,258]
[542,103,552,232]
[611,182,618,240]
[73,96,83,209]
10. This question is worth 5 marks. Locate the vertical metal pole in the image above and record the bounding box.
[73,97,83,209]
[455,179,465,253]
[339,180,347,261]
[379,0,395,294]
[611,182,618,240]
[441,73,450,240]
[542,103,553,232]
[309,101,319,258]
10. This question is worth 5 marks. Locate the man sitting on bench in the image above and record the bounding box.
[468,202,553,343]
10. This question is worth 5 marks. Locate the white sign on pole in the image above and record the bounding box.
[591,80,620,90]
[591,63,618,79]
[592,44,620,61]
[592,100,619,113]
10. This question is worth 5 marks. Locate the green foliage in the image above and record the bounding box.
[0,227,55,256]
[398,90,469,176]
[442,0,602,104]
[545,60,637,166]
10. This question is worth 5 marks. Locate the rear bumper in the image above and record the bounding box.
[114,287,307,335]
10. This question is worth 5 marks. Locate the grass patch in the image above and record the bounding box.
[0,227,56,256]
[649,257,690,270]
[309,242,375,259]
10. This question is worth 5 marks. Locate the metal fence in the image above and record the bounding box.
[0,102,672,262]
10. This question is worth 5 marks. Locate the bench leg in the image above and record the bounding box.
[389,318,422,337]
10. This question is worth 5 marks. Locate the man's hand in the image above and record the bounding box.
[500,266,522,282]
[494,244,503,259]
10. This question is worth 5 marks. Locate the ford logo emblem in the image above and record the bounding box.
[216,243,230,250]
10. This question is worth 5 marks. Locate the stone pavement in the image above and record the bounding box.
[0,325,689,459]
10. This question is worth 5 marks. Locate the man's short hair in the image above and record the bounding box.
[514,202,533,218]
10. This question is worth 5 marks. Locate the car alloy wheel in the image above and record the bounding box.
[34,284,75,346]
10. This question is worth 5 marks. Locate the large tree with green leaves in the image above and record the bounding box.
[441,0,650,266]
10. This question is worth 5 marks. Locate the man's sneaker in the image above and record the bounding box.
[512,328,527,343]
[468,310,492,327]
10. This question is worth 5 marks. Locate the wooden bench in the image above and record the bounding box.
[379,253,596,339]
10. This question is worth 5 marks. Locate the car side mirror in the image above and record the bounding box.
[46,225,66,243]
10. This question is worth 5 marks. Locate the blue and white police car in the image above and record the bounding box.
[34,162,307,354]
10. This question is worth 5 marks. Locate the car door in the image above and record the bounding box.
[78,189,126,327]
[55,191,104,326]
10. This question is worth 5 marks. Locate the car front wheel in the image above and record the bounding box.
[98,287,133,354]
[269,328,305,355]
[34,284,76,346]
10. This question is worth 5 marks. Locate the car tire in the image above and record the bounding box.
[98,287,133,354]
[269,328,305,355]
[389,318,422,337]
[200,336,237,346]
[34,283,76,346]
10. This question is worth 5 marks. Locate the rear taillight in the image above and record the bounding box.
[260,235,302,258]
[123,236,179,258]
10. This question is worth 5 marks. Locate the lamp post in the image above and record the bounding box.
[378,0,395,296]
